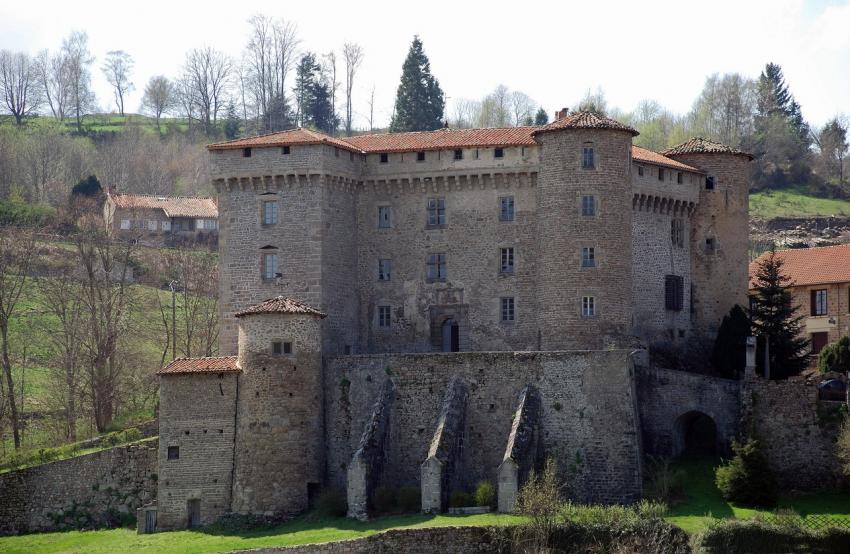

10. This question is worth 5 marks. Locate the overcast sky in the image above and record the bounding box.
[2,0,848,130]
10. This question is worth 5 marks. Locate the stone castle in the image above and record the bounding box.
[153,110,753,530]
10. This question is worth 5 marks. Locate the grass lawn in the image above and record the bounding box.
[750,187,850,219]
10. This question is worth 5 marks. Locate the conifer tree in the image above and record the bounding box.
[223,101,240,140]
[390,36,444,132]
[292,53,338,134]
[293,53,319,128]
[749,247,810,379]
[534,107,549,126]
[711,304,751,378]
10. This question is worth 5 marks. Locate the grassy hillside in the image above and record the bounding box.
[750,188,850,219]
[0,113,189,136]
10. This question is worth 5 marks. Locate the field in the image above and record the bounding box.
[0,113,190,136]
[750,187,850,219]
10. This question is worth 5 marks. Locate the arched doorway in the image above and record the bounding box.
[674,411,717,457]
[441,318,459,352]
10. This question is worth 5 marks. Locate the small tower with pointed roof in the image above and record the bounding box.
[230,296,327,516]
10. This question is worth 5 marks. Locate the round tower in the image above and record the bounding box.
[663,138,753,342]
[230,296,326,515]
[533,111,639,350]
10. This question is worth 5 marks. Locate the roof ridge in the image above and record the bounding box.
[346,125,542,140]
[113,192,214,201]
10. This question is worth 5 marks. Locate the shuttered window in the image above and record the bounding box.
[665,275,684,311]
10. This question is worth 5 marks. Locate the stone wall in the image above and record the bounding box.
[325,350,643,505]
[0,441,157,535]
[635,366,740,457]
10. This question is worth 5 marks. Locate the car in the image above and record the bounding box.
[818,379,847,401]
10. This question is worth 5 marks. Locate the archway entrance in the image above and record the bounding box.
[441,318,459,352]
[674,411,717,457]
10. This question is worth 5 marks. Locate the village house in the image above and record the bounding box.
[103,189,219,247]
[750,244,850,355]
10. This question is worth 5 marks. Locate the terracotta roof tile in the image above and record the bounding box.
[532,111,638,137]
[207,128,362,154]
[344,126,538,153]
[109,192,218,219]
[235,296,327,318]
[663,137,753,160]
[749,244,850,289]
[157,356,239,375]
[631,145,703,173]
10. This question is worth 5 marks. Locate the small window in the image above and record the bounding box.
[665,275,684,311]
[379,153,388,164]
[167,446,179,460]
[811,289,828,316]
[500,196,515,222]
[243,148,252,158]
[671,218,684,247]
[474,149,479,159]
[582,144,595,169]
[262,201,278,225]
[282,146,290,155]
[658,168,665,181]
[581,247,596,268]
[378,259,391,281]
[283,342,292,354]
[705,176,715,190]
[334,147,339,158]
[494,148,504,159]
[500,247,515,274]
[582,296,595,317]
[677,172,683,184]
[272,341,282,355]
[417,151,425,162]
[377,206,391,229]
[162,220,171,231]
[378,305,391,327]
[501,297,515,322]
[427,253,447,281]
[120,219,131,230]
[705,238,716,254]
[262,252,278,280]
[637,166,644,177]
[349,152,354,161]
[427,198,446,226]
[581,195,596,217]
[453,149,463,160]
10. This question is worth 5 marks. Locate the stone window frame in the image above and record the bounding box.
[580,194,597,217]
[671,218,684,247]
[581,295,596,318]
[377,205,392,229]
[242,148,252,158]
[581,142,595,170]
[658,167,666,181]
[377,305,392,328]
[581,246,596,268]
[426,252,447,282]
[637,165,644,177]
[677,172,683,184]
[499,246,515,275]
[167,445,179,460]
[261,198,279,226]
[705,175,716,190]
[499,195,515,222]
[426,197,447,227]
[453,149,463,161]
[494,147,505,159]
[271,340,293,356]
[378,258,392,281]
[500,296,515,322]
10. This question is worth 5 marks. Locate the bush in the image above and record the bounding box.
[0,199,55,227]
[397,486,420,513]
[103,427,142,447]
[372,485,397,513]
[692,517,850,554]
[715,438,777,507]
[474,481,495,508]
[838,418,850,476]
[644,456,685,504]
[315,488,347,517]
[818,335,850,373]
[448,490,473,508]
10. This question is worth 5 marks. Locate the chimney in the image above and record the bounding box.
[555,108,569,121]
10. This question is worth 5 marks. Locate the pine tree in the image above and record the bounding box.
[309,80,339,135]
[711,304,751,378]
[292,53,338,134]
[534,107,549,126]
[294,53,319,128]
[224,101,240,140]
[266,94,294,132]
[748,247,810,379]
[390,36,444,132]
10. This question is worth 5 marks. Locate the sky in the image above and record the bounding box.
[1,0,849,130]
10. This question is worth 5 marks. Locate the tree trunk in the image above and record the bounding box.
[66,368,76,441]
[0,325,20,449]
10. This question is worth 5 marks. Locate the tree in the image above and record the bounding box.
[0,50,42,126]
[71,174,102,198]
[817,335,850,374]
[310,78,338,134]
[101,50,134,116]
[510,91,535,126]
[689,73,756,148]
[293,53,338,133]
[0,230,35,449]
[366,84,376,131]
[141,76,174,131]
[182,47,232,136]
[293,53,318,127]
[322,51,339,130]
[343,42,363,136]
[390,36,444,132]
[813,117,848,184]
[715,438,777,507]
[711,304,751,378]
[36,49,71,122]
[749,247,810,379]
[575,87,607,115]
[62,31,96,133]
[534,107,549,125]
[223,101,240,140]
[266,94,293,132]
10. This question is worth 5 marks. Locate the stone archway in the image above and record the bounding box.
[673,411,717,457]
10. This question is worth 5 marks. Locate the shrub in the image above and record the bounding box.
[838,418,850,476]
[449,490,473,508]
[711,304,751,378]
[644,456,685,504]
[474,481,495,508]
[397,486,420,513]
[818,335,850,373]
[715,438,777,507]
[692,517,850,554]
[315,488,347,517]
[372,485,397,513]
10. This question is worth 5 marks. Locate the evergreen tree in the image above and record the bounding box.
[294,53,319,128]
[266,94,294,132]
[711,304,751,378]
[534,107,549,126]
[292,53,338,134]
[309,80,339,135]
[223,101,240,140]
[71,175,102,198]
[749,247,810,379]
[390,36,445,132]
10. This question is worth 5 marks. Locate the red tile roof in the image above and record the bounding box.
[749,244,850,289]
[632,145,703,173]
[235,296,327,318]
[344,126,538,153]
[208,128,362,154]
[157,356,239,375]
[533,111,639,137]
[664,137,753,160]
[109,192,218,219]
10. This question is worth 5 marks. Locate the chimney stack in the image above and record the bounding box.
[555,107,569,121]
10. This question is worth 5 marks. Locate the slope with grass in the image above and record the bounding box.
[750,188,850,220]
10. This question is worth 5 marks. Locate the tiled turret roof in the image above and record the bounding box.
[532,111,639,137]
[663,137,753,160]
[235,296,327,318]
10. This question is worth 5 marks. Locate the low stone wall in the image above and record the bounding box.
[0,440,158,535]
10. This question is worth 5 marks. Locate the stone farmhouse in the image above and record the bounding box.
[103,189,219,246]
[152,110,754,530]
[750,244,850,355]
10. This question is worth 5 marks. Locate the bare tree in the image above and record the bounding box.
[510,90,535,126]
[323,50,339,132]
[102,50,134,116]
[174,74,198,134]
[182,47,232,135]
[343,42,363,136]
[0,230,35,449]
[270,19,299,104]
[480,85,511,127]
[62,31,96,132]
[0,50,42,126]
[575,87,608,115]
[36,50,70,121]
[367,84,376,131]
[449,98,481,129]
[141,75,174,131]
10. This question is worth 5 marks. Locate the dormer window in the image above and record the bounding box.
[582,143,595,169]
[379,153,389,164]
[243,148,252,158]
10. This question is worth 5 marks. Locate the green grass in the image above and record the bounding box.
[0,513,524,554]
[750,187,850,219]
[665,457,850,534]
[0,113,190,136]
